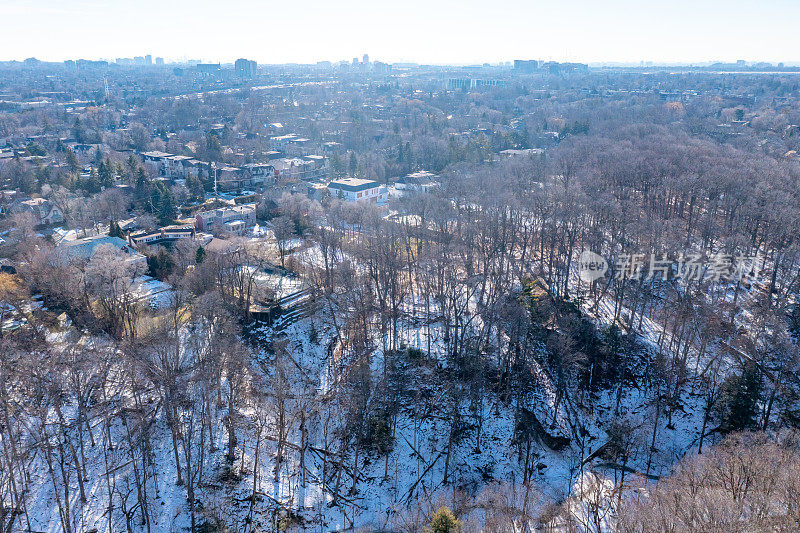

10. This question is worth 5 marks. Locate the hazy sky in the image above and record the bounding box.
[1,0,798,65]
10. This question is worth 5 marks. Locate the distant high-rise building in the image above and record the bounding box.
[373,61,391,73]
[363,54,369,65]
[447,78,506,90]
[76,59,108,69]
[352,57,359,66]
[197,63,222,75]
[234,58,257,77]
[145,54,152,65]
[155,57,164,65]
[513,59,539,73]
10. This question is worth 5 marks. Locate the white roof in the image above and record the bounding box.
[329,178,379,187]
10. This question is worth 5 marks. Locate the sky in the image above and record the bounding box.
[1,0,798,65]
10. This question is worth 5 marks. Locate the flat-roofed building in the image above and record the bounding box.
[395,170,439,193]
[195,204,256,235]
[141,151,173,175]
[328,178,387,205]
[165,155,194,178]
[128,225,196,246]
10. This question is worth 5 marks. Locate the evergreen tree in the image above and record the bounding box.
[126,155,138,177]
[349,152,357,176]
[66,148,79,172]
[158,188,177,226]
[330,153,342,176]
[147,248,175,280]
[135,166,148,189]
[34,165,51,190]
[716,362,762,433]
[83,169,101,194]
[186,175,205,202]
[72,117,87,143]
[109,220,123,238]
[98,158,114,188]
[10,162,36,194]
[206,131,222,160]
[149,183,162,213]
[195,246,206,264]
[427,507,461,533]
[26,142,46,157]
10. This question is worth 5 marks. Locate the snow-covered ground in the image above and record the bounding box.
[131,275,174,309]
[14,242,767,532]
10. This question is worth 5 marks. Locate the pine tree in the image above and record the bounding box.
[206,131,222,160]
[330,153,342,176]
[98,158,113,188]
[66,148,79,172]
[126,155,138,177]
[147,248,175,280]
[349,152,357,177]
[186,175,205,202]
[716,362,762,433]
[158,189,177,226]
[135,166,148,189]
[72,117,86,143]
[427,507,461,533]
[84,168,101,194]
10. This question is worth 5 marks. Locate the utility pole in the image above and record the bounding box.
[212,162,218,199]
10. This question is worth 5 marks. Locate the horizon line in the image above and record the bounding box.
[3,57,800,69]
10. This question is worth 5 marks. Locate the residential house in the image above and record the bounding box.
[128,225,196,246]
[395,170,439,194]
[328,178,387,205]
[57,235,147,269]
[242,163,276,186]
[195,204,257,235]
[272,155,328,182]
[165,155,194,178]
[141,151,173,175]
[269,134,312,156]
[499,148,544,158]
[18,197,64,225]
[215,166,250,191]
[71,143,102,162]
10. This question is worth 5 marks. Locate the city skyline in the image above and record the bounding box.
[2,0,799,65]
